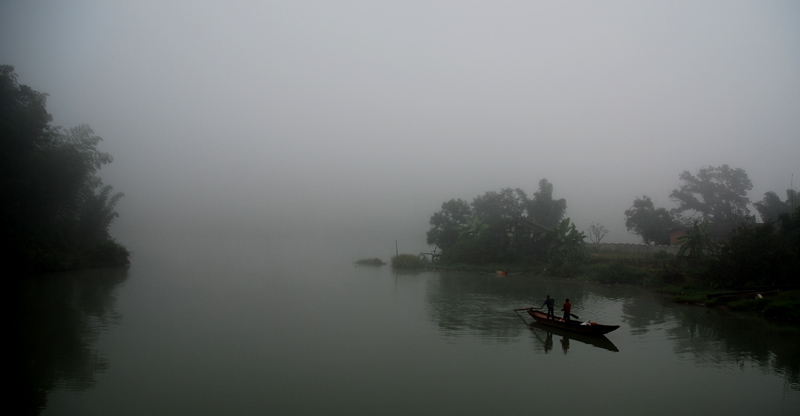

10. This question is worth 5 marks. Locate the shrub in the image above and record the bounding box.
[391,254,426,269]
[355,258,385,266]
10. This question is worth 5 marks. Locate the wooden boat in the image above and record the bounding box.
[515,308,619,336]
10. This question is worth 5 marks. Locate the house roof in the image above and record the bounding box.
[506,217,552,234]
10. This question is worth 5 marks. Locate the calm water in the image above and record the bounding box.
[18,234,800,415]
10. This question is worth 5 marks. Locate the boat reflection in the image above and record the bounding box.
[527,322,619,353]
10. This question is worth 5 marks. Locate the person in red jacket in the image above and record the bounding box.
[561,299,572,322]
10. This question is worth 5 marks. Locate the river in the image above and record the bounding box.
[18,233,800,415]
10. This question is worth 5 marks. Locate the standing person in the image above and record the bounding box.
[561,298,572,322]
[540,295,555,320]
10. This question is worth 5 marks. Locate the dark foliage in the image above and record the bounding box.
[754,189,798,223]
[443,222,519,264]
[669,164,752,223]
[624,195,674,245]
[1,65,129,274]
[527,179,566,229]
[391,254,426,269]
[705,207,800,289]
[426,198,472,251]
[426,181,569,265]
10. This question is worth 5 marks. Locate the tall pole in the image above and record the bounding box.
[789,173,797,218]
[395,240,398,257]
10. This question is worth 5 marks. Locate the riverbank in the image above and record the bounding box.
[388,250,800,324]
[663,286,800,322]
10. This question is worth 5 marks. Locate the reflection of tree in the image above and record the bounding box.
[423,273,591,341]
[17,267,128,415]
[619,293,670,335]
[667,306,800,390]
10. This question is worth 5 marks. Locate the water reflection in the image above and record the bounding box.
[618,290,671,335]
[422,272,622,354]
[420,270,799,396]
[24,261,800,415]
[668,306,800,391]
[17,267,128,415]
[511,308,620,352]
[423,272,537,341]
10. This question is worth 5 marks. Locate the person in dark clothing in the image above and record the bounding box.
[540,295,555,319]
[561,298,572,322]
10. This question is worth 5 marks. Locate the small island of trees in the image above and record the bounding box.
[2,65,129,275]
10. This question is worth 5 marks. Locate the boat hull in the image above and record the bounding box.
[526,309,619,336]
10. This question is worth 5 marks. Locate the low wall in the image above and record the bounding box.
[590,243,679,255]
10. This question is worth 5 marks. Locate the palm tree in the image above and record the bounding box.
[545,219,587,265]
[459,216,488,239]
[677,220,717,258]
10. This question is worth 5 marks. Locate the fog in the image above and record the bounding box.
[2,1,799,256]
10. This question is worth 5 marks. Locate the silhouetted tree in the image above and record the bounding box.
[426,198,472,251]
[624,196,673,245]
[471,188,527,224]
[1,65,128,273]
[527,179,566,228]
[676,220,717,258]
[427,181,570,264]
[754,189,797,223]
[459,217,488,239]
[587,222,609,244]
[669,165,752,224]
[544,218,587,266]
[708,207,800,288]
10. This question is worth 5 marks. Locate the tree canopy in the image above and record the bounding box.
[624,196,673,245]
[707,206,800,288]
[426,180,574,265]
[471,188,527,224]
[669,165,752,224]
[1,65,128,273]
[754,189,797,223]
[426,198,471,250]
[527,179,567,228]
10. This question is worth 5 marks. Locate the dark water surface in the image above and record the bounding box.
[19,235,800,415]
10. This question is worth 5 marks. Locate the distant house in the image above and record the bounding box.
[503,218,551,241]
[668,228,687,245]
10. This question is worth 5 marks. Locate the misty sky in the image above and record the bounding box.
[2,1,799,253]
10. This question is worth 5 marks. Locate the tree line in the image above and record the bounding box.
[625,164,797,245]
[426,179,586,271]
[425,165,798,288]
[2,65,129,274]
[623,164,798,288]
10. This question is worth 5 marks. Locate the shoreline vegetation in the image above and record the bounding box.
[3,65,130,276]
[384,246,800,324]
[354,258,386,266]
[410,170,799,324]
